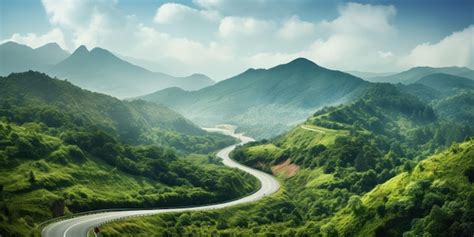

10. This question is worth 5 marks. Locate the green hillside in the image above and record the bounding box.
[0,71,233,154]
[141,58,370,138]
[327,140,474,237]
[99,83,473,236]
[0,121,257,236]
[0,71,256,236]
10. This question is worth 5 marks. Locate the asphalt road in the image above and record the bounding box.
[42,127,280,237]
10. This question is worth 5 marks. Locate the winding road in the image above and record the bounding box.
[42,127,280,237]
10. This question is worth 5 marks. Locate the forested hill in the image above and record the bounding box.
[0,71,256,236]
[140,58,370,138]
[96,81,474,236]
[0,71,234,153]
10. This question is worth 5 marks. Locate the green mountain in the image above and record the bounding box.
[49,46,215,98]
[415,73,474,92]
[0,41,70,76]
[0,71,255,236]
[141,58,370,138]
[368,66,474,84]
[399,73,474,124]
[0,71,232,153]
[101,83,473,236]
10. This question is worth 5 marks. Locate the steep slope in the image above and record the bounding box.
[0,71,233,153]
[368,66,474,84]
[141,58,370,138]
[328,140,474,237]
[49,46,214,98]
[0,41,69,76]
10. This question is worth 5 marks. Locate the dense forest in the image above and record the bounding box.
[0,72,258,236]
[100,81,474,236]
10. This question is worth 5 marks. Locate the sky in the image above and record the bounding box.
[1,0,473,80]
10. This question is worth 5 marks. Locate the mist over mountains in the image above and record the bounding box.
[0,42,215,98]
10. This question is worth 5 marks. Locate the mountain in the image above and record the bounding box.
[0,71,232,153]
[415,73,474,92]
[49,46,214,98]
[0,41,70,76]
[0,71,255,236]
[396,73,474,124]
[367,66,474,84]
[141,58,370,138]
[100,82,474,236]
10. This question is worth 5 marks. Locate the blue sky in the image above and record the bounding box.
[1,0,473,79]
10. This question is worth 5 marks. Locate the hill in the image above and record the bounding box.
[0,71,233,154]
[49,46,214,98]
[99,83,474,236]
[368,66,474,84]
[415,73,474,92]
[141,58,370,138]
[399,73,474,124]
[0,71,255,236]
[0,41,70,76]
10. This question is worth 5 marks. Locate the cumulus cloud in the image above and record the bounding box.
[3,28,67,49]
[400,25,474,69]
[277,16,316,41]
[153,3,220,41]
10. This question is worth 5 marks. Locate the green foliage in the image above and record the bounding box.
[0,72,254,236]
[0,71,236,154]
[98,82,473,236]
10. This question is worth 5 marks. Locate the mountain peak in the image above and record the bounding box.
[0,41,33,50]
[36,42,62,50]
[289,57,317,65]
[72,45,89,55]
[90,47,110,54]
[270,57,322,72]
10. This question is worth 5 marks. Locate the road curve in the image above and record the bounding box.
[42,127,280,237]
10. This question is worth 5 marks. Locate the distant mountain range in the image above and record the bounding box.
[0,42,214,98]
[140,58,370,138]
[0,41,69,75]
[366,66,474,84]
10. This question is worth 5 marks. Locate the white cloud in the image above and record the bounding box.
[322,3,396,35]
[218,16,275,38]
[3,28,67,49]
[400,25,474,68]
[153,3,220,41]
[277,15,316,41]
[154,3,219,24]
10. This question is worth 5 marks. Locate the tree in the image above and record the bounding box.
[28,170,36,184]
[348,195,365,215]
